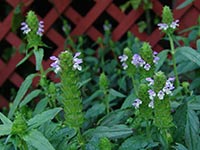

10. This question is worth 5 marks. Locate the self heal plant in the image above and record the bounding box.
[53,50,84,148]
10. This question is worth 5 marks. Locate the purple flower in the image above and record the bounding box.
[50,56,60,73]
[132,54,145,67]
[162,77,175,95]
[122,63,128,70]
[37,21,44,36]
[148,89,156,100]
[119,54,128,62]
[153,56,160,64]
[146,77,154,86]
[144,63,151,71]
[148,100,154,109]
[157,90,165,100]
[153,51,160,64]
[73,52,83,71]
[158,23,169,30]
[21,22,31,34]
[132,98,142,109]
[170,20,179,29]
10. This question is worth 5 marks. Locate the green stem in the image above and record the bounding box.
[132,77,139,96]
[168,34,180,87]
[77,128,85,150]
[104,92,109,114]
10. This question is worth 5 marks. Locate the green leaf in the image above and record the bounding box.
[83,125,133,140]
[34,48,44,71]
[177,0,194,9]
[119,135,158,150]
[23,129,55,150]
[185,108,200,150]
[33,97,48,115]
[109,89,125,98]
[155,50,169,72]
[85,103,105,119]
[27,107,62,129]
[197,39,200,52]
[19,89,41,108]
[176,46,200,67]
[0,124,12,136]
[121,93,136,109]
[8,74,37,119]
[173,143,188,150]
[0,112,12,125]
[16,51,33,67]
[99,109,133,126]
[173,103,187,141]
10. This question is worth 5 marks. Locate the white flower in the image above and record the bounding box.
[148,100,154,108]
[157,90,165,100]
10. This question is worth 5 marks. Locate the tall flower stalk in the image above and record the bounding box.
[158,6,180,87]
[51,51,84,148]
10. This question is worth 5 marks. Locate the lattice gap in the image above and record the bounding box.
[71,0,96,17]
[42,36,58,60]
[52,15,76,38]
[15,60,35,79]
[29,0,53,18]
[135,9,161,35]
[0,39,15,63]
[0,1,12,21]
[93,11,119,34]
[0,80,18,102]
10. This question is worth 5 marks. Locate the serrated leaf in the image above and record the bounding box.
[8,74,37,119]
[0,124,12,136]
[27,107,62,129]
[19,89,41,108]
[177,0,194,9]
[34,48,44,71]
[23,129,55,150]
[0,112,12,125]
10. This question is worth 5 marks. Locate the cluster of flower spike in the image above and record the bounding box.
[157,20,179,31]
[132,77,175,109]
[119,51,159,70]
[50,52,83,73]
[21,20,44,36]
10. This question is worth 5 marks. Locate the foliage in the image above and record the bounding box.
[0,4,200,150]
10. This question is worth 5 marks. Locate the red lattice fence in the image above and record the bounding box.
[0,0,200,109]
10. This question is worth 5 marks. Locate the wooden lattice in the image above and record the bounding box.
[0,0,200,108]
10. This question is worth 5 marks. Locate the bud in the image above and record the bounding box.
[162,6,173,24]
[153,71,166,92]
[99,72,109,92]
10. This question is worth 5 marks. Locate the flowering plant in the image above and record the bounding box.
[0,5,200,150]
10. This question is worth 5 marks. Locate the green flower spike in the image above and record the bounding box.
[59,51,84,129]
[21,11,45,49]
[139,42,154,79]
[162,6,173,25]
[153,72,173,129]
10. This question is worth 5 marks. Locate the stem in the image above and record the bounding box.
[168,34,180,87]
[132,77,139,96]
[77,128,85,150]
[104,92,109,114]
